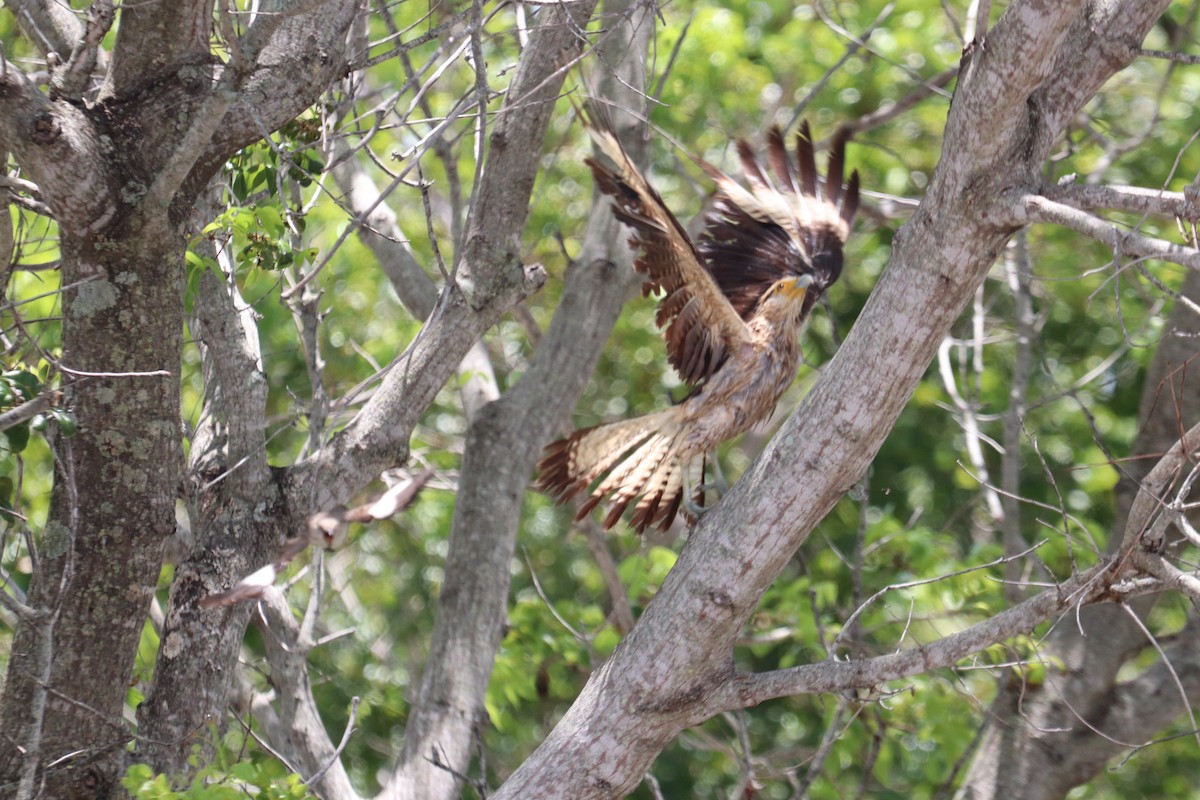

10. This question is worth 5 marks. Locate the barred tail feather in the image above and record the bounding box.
[536,410,695,533]
[629,451,705,533]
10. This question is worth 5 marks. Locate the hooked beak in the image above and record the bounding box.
[778,273,814,300]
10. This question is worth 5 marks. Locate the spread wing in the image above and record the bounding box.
[698,122,861,320]
[583,110,752,388]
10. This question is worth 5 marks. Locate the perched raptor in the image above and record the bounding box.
[537,112,860,533]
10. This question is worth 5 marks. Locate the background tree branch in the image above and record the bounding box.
[381,3,651,796]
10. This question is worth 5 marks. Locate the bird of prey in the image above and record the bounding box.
[537,111,860,534]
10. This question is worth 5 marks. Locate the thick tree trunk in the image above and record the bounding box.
[0,219,183,799]
[0,3,361,794]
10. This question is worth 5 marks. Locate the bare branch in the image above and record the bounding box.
[0,153,14,300]
[1000,231,1039,598]
[1042,182,1200,220]
[716,559,1114,710]
[843,67,957,137]
[49,0,113,102]
[329,139,500,417]
[305,0,599,506]
[1118,420,1200,556]
[5,0,83,60]
[1011,193,1200,273]
[251,589,361,800]
[1133,46,1200,65]
[0,393,54,433]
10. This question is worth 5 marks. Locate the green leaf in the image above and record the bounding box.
[4,423,30,454]
[4,370,41,400]
[231,171,248,202]
[52,409,78,437]
[229,762,259,782]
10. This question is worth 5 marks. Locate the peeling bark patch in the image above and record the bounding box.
[73,279,119,316]
[162,630,184,659]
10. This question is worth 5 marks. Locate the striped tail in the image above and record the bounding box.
[536,410,704,534]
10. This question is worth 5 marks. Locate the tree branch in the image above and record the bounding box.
[251,589,361,800]
[0,54,112,233]
[1011,193,1200,273]
[144,2,357,214]
[1025,614,1200,786]
[727,407,1200,710]
[960,199,1200,800]
[197,1,361,184]
[135,193,287,775]
[49,0,113,102]
[380,2,646,796]
[303,0,599,509]
[330,140,499,417]
[4,0,82,61]
[1116,420,1200,556]
[715,560,1114,710]
[100,0,212,99]
[1042,182,1200,220]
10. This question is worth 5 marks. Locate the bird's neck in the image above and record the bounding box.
[750,298,809,339]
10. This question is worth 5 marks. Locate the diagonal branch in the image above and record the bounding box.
[380,1,650,797]
[726,411,1200,711]
[1042,182,1200,220]
[144,1,356,213]
[330,140,499,417]
[1011,193,1200,273]
[251,589,361,800]
[714,559,1115,710]
[49,0,113,102]
[4,0,83,61]
[301,0,601,509]
[493,3,1170,797]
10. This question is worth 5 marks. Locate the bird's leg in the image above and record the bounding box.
[704,455,730,495]
[682,454,733,517]
[681,455,711,518]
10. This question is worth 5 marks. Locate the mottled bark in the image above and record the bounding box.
[0,224,183,799]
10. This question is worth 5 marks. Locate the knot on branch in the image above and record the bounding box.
[31,111,61,145]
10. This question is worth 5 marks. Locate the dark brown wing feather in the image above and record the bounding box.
[796,121,818,197]
[698,199,807,320]
[698,120,860,321]
[767,128,797,196]
[824,128,849,206]
[583,112,751,387]
[841,169,861,227]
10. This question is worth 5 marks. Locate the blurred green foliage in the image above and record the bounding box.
[123,744,314,800]
[3,0,1199,798]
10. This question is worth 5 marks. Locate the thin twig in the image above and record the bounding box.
[304,697,361,786]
